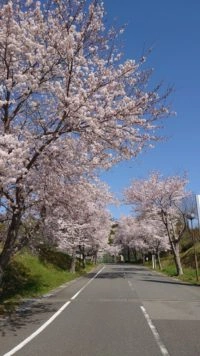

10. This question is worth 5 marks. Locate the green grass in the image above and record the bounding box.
[181,242,200,268]
[147,245,200,285]
[157,264,200,285]
[0,250,96,314]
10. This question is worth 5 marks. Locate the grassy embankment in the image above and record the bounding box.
[148,242,200,285]
[0,248,95,314]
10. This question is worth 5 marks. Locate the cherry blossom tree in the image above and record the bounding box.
[114,214,169,265]
[124,172,189,275]
[104,244,121,263]
[34,165,112,272]
[137,214,170,269]
[0,0,171,283]
[114,216,146,262]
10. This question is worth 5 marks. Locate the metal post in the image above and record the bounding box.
[190,218,199,282]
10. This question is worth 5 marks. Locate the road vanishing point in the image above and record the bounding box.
[1,264,200,356]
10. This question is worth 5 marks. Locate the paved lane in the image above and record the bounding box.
[1,264,200,355]
[127,266,200,356]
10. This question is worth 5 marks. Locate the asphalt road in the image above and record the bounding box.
[1,264,200,356]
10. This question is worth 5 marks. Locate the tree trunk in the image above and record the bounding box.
[82,252,86,268]
[172,241,183,276]
[165,221,183,276]
[157,250,162,270]
[0,211,22,286]
[133,249,137,262]
[70,248,76,273]
[127,246,130,263]
[0,265,4,290]
[93,252,97,264]
[81,246,86,268]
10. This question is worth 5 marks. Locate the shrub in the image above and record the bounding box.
[38,245,72,270]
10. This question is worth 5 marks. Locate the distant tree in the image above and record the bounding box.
[124,172,189,275]
[137,214,170,269]
[114,214,169,266]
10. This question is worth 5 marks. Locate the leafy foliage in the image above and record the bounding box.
[38,245,72,270]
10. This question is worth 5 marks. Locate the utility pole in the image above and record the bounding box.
[187,213,199,282]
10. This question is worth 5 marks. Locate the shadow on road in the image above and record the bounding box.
[86,272,125,279]
[0,299,57,337]
[85,265,153,279]
[140,278,200,287]
[111,267,147,272]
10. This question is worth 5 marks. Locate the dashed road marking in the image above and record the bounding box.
[140,305,170,356]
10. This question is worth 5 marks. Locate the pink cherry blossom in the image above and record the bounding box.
[0,1,170,282]
[124,172,190,275]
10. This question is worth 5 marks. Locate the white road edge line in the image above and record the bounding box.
[3,265,105,356]
[2,301,71,356]
[140,306,170,356]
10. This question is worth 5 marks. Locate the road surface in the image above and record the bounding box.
[1,264,200,355]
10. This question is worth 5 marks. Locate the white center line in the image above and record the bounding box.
[140,306,170,356]
[3,265,105,356]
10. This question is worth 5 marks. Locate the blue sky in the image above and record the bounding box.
[100,0,200,219]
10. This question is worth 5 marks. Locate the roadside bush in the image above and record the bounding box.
[38,245,72,270]
[180,235,193,253]
[181,244,200,268]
